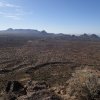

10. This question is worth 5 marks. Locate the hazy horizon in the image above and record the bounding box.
[0,0,100,34]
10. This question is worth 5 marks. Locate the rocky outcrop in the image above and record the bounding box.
[26,81,49,92]
[4,81,27,100]
[3,68,100,100]
[3,81,61,100]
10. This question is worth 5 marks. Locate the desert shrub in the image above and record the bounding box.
[66,69,100,100]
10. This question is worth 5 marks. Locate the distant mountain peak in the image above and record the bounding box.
[41,30,47,34]
[6,28,13,31]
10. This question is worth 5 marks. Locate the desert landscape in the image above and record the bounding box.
[0,29,100,100]
[0,0,100,99]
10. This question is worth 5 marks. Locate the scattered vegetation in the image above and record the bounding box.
[0,36,100,100]
[65,68,100,100]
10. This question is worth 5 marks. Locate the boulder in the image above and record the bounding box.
[4,81,27,100]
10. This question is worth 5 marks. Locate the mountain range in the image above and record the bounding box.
[0,28,100,41]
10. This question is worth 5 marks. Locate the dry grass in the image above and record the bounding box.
[0,39,100,100]
[64,68,100,100]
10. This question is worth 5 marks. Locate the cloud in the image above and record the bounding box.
[0,1,22,20]
[0,11,21,20]
[5,15,21,20]
[0,1,32,20]
[0,1,19,8]
[0,9,32,20]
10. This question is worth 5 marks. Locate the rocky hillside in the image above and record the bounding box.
[1,66,100,100]
[0,31,100,100]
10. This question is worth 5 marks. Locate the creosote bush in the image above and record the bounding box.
[66,68,100,100]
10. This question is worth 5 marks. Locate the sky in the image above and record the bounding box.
[0,0,100,34]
